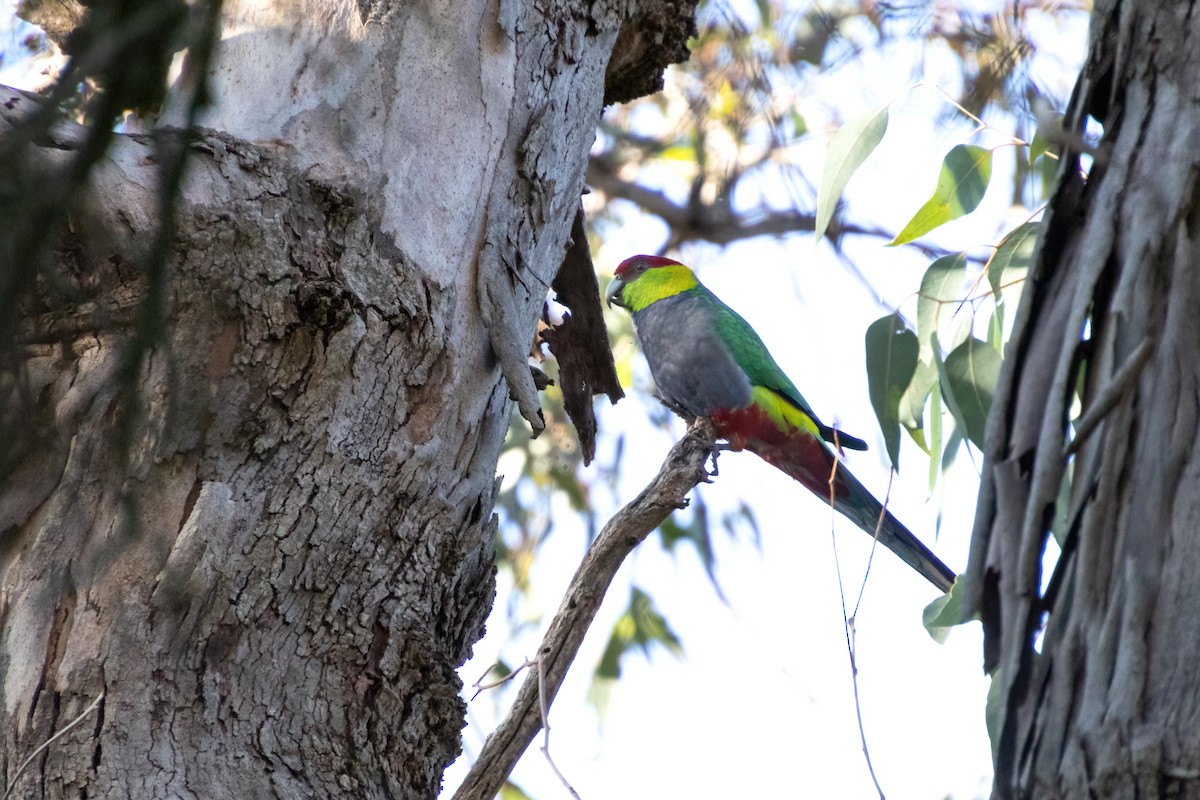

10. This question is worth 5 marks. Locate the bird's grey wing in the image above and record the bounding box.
[634,292,752,419]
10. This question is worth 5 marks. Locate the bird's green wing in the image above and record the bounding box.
[705,290,868,450]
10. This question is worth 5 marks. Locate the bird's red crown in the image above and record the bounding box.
[614,254,683,279]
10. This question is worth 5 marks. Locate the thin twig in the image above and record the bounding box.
[535,655,582,800]
[846,619,886,800]
[853,470,894,619]
[471,657,536,701]
[4,688,106,800]
[922,82,1027,148]
[826,455,886,800]
[452,421,717,800]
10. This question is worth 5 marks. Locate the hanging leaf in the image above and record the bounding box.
[659,499,723,600]
[922,575,970,643]
[931,334,969,452]
[986,303,1005,352]
[986,221,1039,299]
[593,587,682,682]
[942,337,1002,449]
[814,104,890,242]
[865,314,919,470]
[986,667,1005,758]
[1030,112,1064,164]
[941,426,964,472]
[916,253,970,362]
[927,379,942,491]
[890,145,994,246]
[898,358,937,453]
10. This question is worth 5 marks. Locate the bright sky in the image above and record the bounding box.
[0,3,1088,798]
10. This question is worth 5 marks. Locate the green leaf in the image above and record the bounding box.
[927,379,942,492]
[941,426,964,472]
[627,587,682,655]
[865,314,919,470]
[986,221,1039,299]
[501,781,535,800]
[986,668,1004,758]
[593,587,682,683]
[659,499,723,599]
[986,303,1005,352]
[916,253,969,362]
[922,575,968,643]
[815,104,890,242]
[931,334,969,453]
[898,358,937,454]
[660,143,699,162]
[942,338,1002,450]
[1029,112,1064,164]
[790,109,808,139]
[889,145,994,246]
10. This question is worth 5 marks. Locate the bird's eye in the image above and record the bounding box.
[636,262,648,273]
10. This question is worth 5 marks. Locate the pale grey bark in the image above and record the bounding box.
[0,1,693,797]
[964,2,1200,798]
[1,114,506,799]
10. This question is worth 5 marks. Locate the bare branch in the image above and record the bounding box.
[587,155,958,260]
[452,420,717,800]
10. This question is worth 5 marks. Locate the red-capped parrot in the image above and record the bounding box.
[606,254,954,592]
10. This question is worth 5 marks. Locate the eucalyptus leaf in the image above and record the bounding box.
[922,575,968,643]
[815,104,890,242]
[943,337,1002,450]
[865,314,919,470]
[987,221,1039,299]
[1030,112,1064,164]
[890,145,993,246]
[916,253,970,362]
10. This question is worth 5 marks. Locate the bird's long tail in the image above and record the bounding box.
[829,464,956,593]
[749,436,955,592]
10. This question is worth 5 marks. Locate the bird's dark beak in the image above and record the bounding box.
[605,276,626,309]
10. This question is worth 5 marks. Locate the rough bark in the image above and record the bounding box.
[0,1,695,797]
[1,110,507,799]
[963,3,1200,798]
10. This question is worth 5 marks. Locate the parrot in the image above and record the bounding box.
[605,254,955,593]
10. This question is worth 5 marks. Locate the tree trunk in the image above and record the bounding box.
[0,1,692,796]
[965,3,1200,798]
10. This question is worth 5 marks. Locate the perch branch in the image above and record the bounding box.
[452,420,717,800]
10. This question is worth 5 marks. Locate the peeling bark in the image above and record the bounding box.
[964,3,1200,798]
[543,206,624,465]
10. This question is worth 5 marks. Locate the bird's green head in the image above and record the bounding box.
[605,255,699,312]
